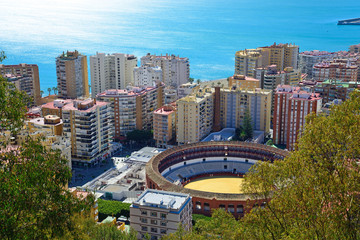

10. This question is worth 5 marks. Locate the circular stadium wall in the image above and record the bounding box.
[146,141,289,218]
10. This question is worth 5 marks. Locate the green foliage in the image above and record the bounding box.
[126,129,153,143]
[83,221,137,240]
[242,109,253,140]
[189,77,194,84]
[192,214,211,226]
[164,209,241,240]
[265,139,273,146]
[98,199,131,221]
[240,90,360,239]
[0,76,29,140]
[0,138,93,239]
[170,91,360,239]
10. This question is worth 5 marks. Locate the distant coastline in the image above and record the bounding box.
[338,18,360,25]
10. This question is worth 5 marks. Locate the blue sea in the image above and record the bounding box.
[1,0,360,92]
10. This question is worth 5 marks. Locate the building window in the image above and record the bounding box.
[183,162,186,165]
[160,213,166,219]
[203,158,206,162]
[195,201,201,210]
[151,227,157,233]
[204,203,210,212]
[141,210,147,215]
[160,221,167,226]
[224,165,227,170]
[237,205,244,214]
[140,217,147,223]
[151,212,157,217]
[141,226,148,231]
[160,229,167,234]
[228,204,235,213]
[151,219,157,225]
[219,204,226,210]
[151,236,158,240]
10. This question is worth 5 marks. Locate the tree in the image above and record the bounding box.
[0,138,93,239]
[189,78,194,84]
[196,79,201,84]
[47,87,52,96]
[242,109,253,140]
[169,91,360,239]
[0,54,29,139]
[40,90,44,97]
[240,90,360,239]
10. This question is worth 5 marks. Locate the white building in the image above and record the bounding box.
[141,53,189,89]
[134,63,162,87]
[90,52,137,97]
[130,189,192,240]
[298,50,336,79]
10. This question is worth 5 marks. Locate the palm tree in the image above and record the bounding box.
[40,90,44,97]
[196,79,201,84]
[47,88,51,96]
[54,87,58,95]
[52,87,56,95]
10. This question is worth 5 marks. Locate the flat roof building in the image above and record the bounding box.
[130,189,192,240]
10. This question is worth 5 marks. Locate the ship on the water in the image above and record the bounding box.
[338,18,360,25]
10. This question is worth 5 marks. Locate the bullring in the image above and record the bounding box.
[146,141,289,218]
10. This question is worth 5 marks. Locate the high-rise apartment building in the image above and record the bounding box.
[176,87,213,144]
[141,53,190,88]
[96,84,164,140]
[219,87,272,133]
[258,43,299,71]
[56,50,89,99]
[90,52,137,97]
[234,49,263,77]
[235,43,299,77]
[0,63,41,105]
[313,59,358,82]
[153,104,177,148]
[134,63,162,87]
[62,99,111,166]
[273,85,322,151]
[130,189,192,240]
[298,50,336,78]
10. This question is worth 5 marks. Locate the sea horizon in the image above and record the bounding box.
[1,0,360,92]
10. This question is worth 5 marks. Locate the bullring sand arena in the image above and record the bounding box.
[184,176,244,194]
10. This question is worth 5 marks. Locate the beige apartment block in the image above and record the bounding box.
[176,87,214,144]
[96,84,164,140]
[0,63,41,105]
[56,50,89,99]
[259,43,299,71]
[61,99,111,166]
[235,49,263,77]
[153,104,177,148]
[219,87,272,133]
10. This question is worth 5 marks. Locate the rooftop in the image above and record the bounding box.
[129,147,164,163]
[97,86,160,98]
[133,189,190,210]
[202,128,236,142]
